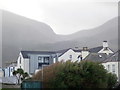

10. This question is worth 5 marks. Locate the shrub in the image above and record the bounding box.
[33,60,117,88]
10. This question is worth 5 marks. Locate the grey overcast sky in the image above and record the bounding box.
[0,0,119,35]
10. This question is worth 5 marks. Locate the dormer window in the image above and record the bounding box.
[104,47,108,51]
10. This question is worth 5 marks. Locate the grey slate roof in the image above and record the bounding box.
[89,46,103,53]
[21,51,56,58]
[84,53,110,62]
[73,49,82,52]
[102,50,120,63]
[20,46,112,59]
[21,48,81,59]
[56,48,71,57]
[21,48,73,58]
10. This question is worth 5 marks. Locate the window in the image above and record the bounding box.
[38,56,42,60]
[11,68,13,72]
[38,57,49,69]
[38,56,43,63]
[104,47,108,51]
[108,65,110,71]
[19,57,21,64]
[38,63,42,69]
[44,57,49,64]
[69,55,72,60]
[112,64,115,73]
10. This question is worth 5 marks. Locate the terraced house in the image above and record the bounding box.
[15,41,113,75]
[4,41,115,77]
[102,50,120,82]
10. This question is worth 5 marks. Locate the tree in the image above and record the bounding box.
[13,68,29,84]
[107,73,117,88]
[13,70,18,76]
[22,72,29,80]
[33,60,117,88]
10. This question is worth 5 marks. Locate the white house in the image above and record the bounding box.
[17,51,58,75]
[58,40,113,62]
[84,49,119,82]
[17,51,30,74]
[57,48,81,62]
[16,41,114,76]
[16,49,81,75]
[102,50,120,82]
[15,48,83,75]
[4,63,17,77]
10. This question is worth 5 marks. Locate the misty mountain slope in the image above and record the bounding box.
[2,10,118,67]
[2,10,60,45]
[59,17,118,41]
[51,17,118,51]
[2,10,59,67]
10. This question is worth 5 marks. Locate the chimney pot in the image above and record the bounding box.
[83,47,88,51]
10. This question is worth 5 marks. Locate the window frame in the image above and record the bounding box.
[107,65,110,71]
[112,64,115,73]
[44,57,49,64]
[69,55,72,60]
[38,56,44,63]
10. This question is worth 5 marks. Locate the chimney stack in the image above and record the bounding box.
[74,47,79,50]
[83,47,88,51]
[103,41,108,48]
[81,47,89,60]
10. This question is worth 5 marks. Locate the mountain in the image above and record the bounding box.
[2,10,59,67]
[54,17,118,50]
[48,16,118,51]
[1,10,118,67]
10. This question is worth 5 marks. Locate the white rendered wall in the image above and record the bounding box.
[24,58,29,74]
[81,51,89,59]
[9,67,15,77]
[102,62,118,78]
[17,52,30,74]
[58,49,81,62]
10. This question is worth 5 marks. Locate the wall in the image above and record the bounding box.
[58,49,81,62]
[29,54,55,74]
[102,62,119,80]
[0,69,4,77]
[24,58,30,74]
[17,52,25,70]
[17,52,30,74]
[9,67,15,77]
[4,66,16,77]
[4,68,9,77]
[118,61,120,82]
[81,51,89,60]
